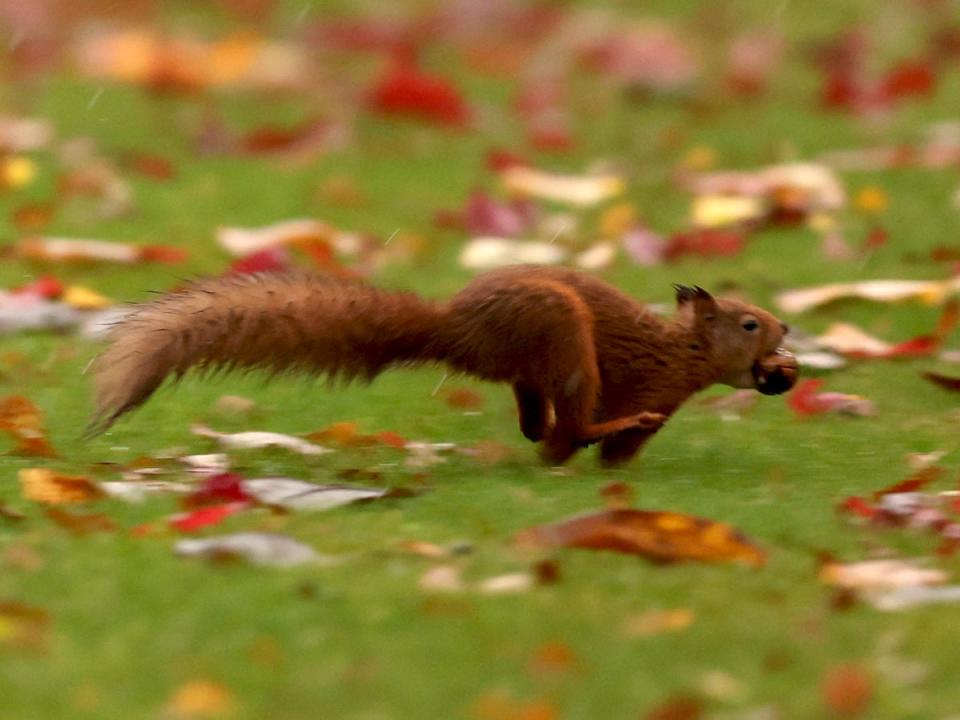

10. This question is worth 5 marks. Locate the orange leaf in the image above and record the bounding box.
[444,387,485,409]
[166,679,235,718]
[0,601,50,653]
[0,395,57,458]
[46,508,116,535]
[19,468,103,504]
[515,509,766,566]
[822,663,872,717]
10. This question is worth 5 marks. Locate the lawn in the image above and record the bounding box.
[2,1,960,718]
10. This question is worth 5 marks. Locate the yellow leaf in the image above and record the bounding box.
[2,156,37,188]
[63,285,113,310]
[167,680,235,718]
[855,186,888,214]
[19,468,103,504]
[597,202,637,238]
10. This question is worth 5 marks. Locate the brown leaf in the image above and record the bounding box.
[20,468,103,504]
[0,503,27,523]
[444,387,485,410]
[0,601,50,653]
[623,609,695,638]
[529,642,576,675]
[0,395,58,458]
[471,690,558,720]
[515,509,766,566]
[11,202,55,232]
[599,481,634,509]
[822,663,872,717]
[644,695,702,720]
[166,679,235,718]
[46,508,116,535]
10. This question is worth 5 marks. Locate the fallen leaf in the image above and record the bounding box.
[787,380,876,417]
[371,60,470,126]
[444,387,485,410]
[515,509,766,566]
[0,601,50,653]
[644,694,702,720]
[62,285,112,310]
[529,642,576,675]
[419,565,464,593]
[46,508,116,535]
[18,237,183,264]
[242,478,395,511]
[599,481,634,509]
[99,480,192,502]
[500,165,624,207]
[169,502,249,533]
[191,424,331,456]
[459,237,567,270]
[477,572,534,595]
[470,690,558,720]
[868,585,960,611]
[623,608,695,638]
[166,679,235,718]
[19,468,103,504]
[822,663,872,717]
[183,473,252,507]
[175,532,327,567]
[819,558,947,590]
[0,395,57,457]
[776,277,960,314]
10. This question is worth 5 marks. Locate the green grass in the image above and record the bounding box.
[3,2,960,718]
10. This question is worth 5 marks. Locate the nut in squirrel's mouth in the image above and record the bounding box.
[752,348,799,396]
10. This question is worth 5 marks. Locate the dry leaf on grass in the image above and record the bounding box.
[515,509,766,566]
[175,532,328,568]
[19,468,103,504]
[788,380,876,417]
[191,424,331,456]
[165,679,235,718]
[242,478,398,511]
[819,558,947,590]
[46,508,116,535]
[500,165,624,207]
[623,609,695,638]
[459,237,567,270]
[921,371,960,392]
[822,663,872,717]
[0,395,57,457]
[0,601,50,653]
[776,277,960,314]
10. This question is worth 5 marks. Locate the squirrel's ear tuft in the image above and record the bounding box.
[674,284,698,306]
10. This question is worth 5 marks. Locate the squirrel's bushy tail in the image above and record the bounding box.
[89,272,447,433]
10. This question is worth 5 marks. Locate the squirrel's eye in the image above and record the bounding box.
[742,319,759,332]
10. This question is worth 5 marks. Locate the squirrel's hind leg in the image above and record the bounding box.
[513,382,552,442]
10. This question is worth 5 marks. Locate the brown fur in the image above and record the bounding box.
[90,266,797,465]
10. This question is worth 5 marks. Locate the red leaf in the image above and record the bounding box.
[788,379,827,416]
[229,248,291,275]
[822,663,872,717]
[872,467,944,498]
[12,275,64,299]
[139,245,189,264]
[882,59,936,99]
[885,335,938,357]
[516,508,765,566]
[170,502,248,533]
[838,496,877,520]
[184,473,252,507]
[664,229,746,261]
[486,149,527,172]
[371,61,470,126]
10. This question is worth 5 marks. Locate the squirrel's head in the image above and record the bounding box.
[675,285,798,395]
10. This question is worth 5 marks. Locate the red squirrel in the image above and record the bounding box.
[90,266,798,465]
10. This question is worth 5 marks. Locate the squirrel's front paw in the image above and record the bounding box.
[631,412,667,430]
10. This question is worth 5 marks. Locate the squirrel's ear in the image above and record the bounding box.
[675,285,717,318]
[674,284,698,306]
